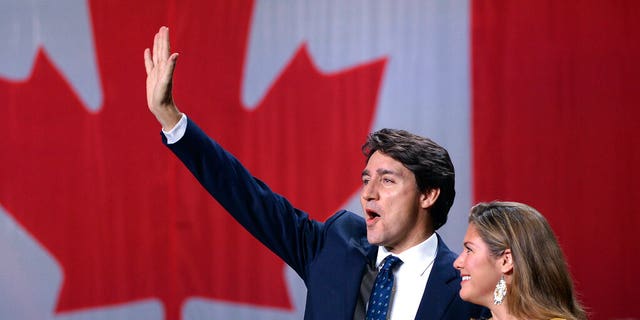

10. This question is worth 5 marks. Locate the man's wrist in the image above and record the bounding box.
[163,113,188,144]
[155,106,182,131]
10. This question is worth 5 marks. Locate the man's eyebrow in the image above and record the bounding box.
[377,168,398,176]
[361,168,400,177]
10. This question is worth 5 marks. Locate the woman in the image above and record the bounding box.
[453,201,586,320]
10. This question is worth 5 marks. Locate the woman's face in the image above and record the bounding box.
[453,224,504,307]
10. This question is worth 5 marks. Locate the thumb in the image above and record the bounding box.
[162,53,179,84]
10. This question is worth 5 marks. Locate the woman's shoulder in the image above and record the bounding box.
[470,318,566,320]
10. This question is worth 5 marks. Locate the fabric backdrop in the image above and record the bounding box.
[0,1,637,319]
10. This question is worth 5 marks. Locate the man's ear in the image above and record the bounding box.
[420,188,440,209]
[500,249,514,274]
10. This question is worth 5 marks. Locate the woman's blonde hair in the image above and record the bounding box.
[469,201,587,320]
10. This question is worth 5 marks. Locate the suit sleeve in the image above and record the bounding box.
[163,118,325,281]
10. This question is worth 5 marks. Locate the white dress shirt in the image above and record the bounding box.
[162,113,188,143]
[374,233,438,320]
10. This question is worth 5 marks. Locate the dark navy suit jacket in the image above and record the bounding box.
[164,118,485,319]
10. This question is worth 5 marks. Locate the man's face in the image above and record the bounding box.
[360,151,431,253]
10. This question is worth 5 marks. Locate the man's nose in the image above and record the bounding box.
[361,180,378,201]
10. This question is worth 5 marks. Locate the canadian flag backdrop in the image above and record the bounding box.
[0,1,637,319]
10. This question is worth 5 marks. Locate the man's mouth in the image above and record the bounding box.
[365,209,381,222]
[461,275,471,281]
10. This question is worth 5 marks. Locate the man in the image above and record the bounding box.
[144,26,484,320]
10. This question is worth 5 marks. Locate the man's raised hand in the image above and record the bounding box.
[144,26,182,131]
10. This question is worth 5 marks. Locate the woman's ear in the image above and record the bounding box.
[500,249,514,274]
[420,188,440,209]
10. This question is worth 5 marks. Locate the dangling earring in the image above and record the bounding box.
[493,275,507,305]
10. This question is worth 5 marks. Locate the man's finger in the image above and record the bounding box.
[161,53,179,84]
[144,48,153,75]
[153,31,160,66]
[159,26,169,62]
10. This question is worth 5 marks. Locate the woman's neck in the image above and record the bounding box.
[489,304,520,320]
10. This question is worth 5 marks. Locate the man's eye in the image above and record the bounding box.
[362,178,370,185]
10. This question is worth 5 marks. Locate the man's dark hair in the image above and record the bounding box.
[361,128,455,230]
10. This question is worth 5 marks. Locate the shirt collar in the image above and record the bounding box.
[375,233,438,277]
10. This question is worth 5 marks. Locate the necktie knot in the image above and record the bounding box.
[366,255,402,320]
[380,255,401,273]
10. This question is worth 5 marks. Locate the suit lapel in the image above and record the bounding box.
[415,234,460,319]
[323,237,376,320]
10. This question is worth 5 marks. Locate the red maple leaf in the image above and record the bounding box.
[0,0,385,319]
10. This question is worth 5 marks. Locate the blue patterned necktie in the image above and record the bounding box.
[366,255,402,320]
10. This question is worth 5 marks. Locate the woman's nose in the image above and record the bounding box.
[453,253,464,270]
